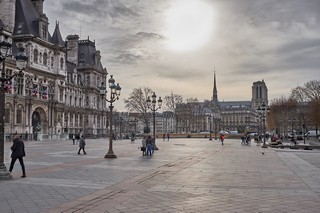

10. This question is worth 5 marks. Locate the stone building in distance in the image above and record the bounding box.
[0,0,109,140]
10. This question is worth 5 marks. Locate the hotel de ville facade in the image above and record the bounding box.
[0,0,109,140]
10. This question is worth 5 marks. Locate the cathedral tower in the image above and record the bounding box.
[212,67,218,105]
[251,79,268,108]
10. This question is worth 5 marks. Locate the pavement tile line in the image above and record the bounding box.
[14,177,106,189]
[46,145,222,212]
[276,151,320,193]
[52,141,320,212]
[57,190,125,213]
[3,138,320,213]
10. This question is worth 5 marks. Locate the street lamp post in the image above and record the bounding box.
[99,75,121,158]
[0,38,28,180]
[257,102,270,148]
[213,117,221,140]
[119,117,123,140]
[146,92,162,150]
[208,114,212,141]
[129,118,138,135]
[64,114,69,139]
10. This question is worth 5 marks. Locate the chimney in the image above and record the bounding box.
[0,0,16,32]
[66,34,80,65]
[31,0,44,15]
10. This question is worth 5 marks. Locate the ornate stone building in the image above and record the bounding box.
[175,70,269,134]
[0,0,109,140]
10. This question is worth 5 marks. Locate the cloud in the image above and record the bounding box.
[43,0,320,110]
[61,0,138,21]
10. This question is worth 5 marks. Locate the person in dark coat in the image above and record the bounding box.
[75,133,80,145]
[146,135,153,156]
[9,135,26,178]
[78,135,87,155]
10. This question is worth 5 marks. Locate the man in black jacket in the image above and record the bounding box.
[9,135,26,178]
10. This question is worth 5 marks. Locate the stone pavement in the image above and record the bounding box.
[1,137,320,213]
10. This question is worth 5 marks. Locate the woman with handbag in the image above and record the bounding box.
[141,136,147,156]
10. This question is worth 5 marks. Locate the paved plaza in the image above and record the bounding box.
[1,137,320,212]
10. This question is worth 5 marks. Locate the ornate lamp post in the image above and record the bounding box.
[119,117,124,140]
[146,92,162,150]
[99,75,121,158]
[257,102,270,148]
[64,113,69,137]
[0,37,28,180]
[207,113,212,141]
[129,118,138,135]
[213,113,221,140]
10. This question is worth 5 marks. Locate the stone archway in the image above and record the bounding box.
[32,107,48,140]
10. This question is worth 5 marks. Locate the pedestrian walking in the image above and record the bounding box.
[72,134,75,145]
[220,134,225,145]
[9,135,26,178]
[131,132,135,143]
[163,133,166,141]
[78,135,87,155]
[167,133,170,141]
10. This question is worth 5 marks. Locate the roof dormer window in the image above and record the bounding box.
[42,25,47,39]
[34,49,38,64]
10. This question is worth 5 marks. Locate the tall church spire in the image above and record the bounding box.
[212,66,218,104]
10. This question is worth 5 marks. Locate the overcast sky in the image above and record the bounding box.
[44,0,320,111]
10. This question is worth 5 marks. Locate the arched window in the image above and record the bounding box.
[42,25,47,39]
[86,76,90,86]
[77,74,81,85]
[97,76,100,88]
[51,57,54,69]
[34,49,38,63]
[86,96,89,107]
[43,52,47,66]
[60,58,64,70]
[39,52,42,64]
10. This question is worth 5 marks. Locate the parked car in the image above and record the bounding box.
[288,132,304,140]
[305,130,320,137]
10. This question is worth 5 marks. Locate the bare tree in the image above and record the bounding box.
[164,92,183,112]
[124,87,153,125]
[290,80,320,131]
[309,100,320,133]
[304,80,320,101]
[269,97,297,138]
[186,97,199,103]
[290,86,308,102]
[290,80,320,102]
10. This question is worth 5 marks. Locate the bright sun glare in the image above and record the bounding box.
[165,0,214,52]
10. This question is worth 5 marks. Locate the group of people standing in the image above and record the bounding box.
[163,133,170,141]
[141,135,155,156]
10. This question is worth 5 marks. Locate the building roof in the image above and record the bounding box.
[0,19,4,30]
[78,38,103,69]
[14,0,61,44]
[219,101,252,108]
[52,22,65,47]
[14,0,41,36]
